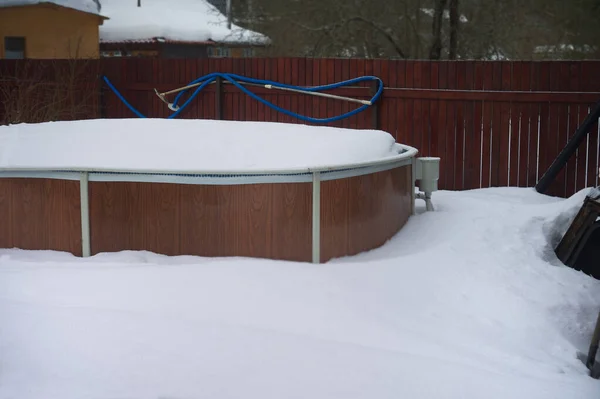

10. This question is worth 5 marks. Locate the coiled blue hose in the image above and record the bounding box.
[102,72,383,124]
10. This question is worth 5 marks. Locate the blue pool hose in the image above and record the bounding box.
[102,72,383,124]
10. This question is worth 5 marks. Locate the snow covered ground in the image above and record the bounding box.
[1,187,600,399]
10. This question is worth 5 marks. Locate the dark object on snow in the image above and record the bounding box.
[536,98,600,194]
[555,188,600,278]
[586,311,600,378]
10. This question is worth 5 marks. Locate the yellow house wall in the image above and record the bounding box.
[0,4,102,59]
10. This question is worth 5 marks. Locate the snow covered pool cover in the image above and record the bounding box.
[0,119,403,173]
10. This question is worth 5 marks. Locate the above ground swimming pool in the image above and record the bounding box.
[0,119,429,263]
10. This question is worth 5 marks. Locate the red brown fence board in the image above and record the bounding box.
[2,58,600,197]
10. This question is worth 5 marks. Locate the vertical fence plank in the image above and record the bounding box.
[323,58,333,124]
[224,58,235,121]
[564,63,579,196]
[470,61,484,189]
[552,62,571,197]
[537,63,552,187]
[404,60,416,154]
[435,61,448,188]
[420,61,432,156]
[311,59,321,122]
[244,57,254,121]
[508,61,520,187]
[395,61,407,144]
[489,62,503,187]
[455,62,469,190]
[498,62,512,188]
[384,60,398,140]
[516,62,531,187]
[373,58,383,131]
[284,57,294,124]
[428,62,440,159]
[413,61,425,155]
[297,57,307,124]
[462,62,476,190]
[481,62,494,188]
[544,63,562,196]
[289,58,299,124]
[445,62,458,190]
[525,63,541,187]
[377,58,389,133]
[575,102,590,192]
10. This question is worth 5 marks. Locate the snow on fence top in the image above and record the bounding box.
[98,0,269,45]
[0,0,104,16]
[0,119,400,173]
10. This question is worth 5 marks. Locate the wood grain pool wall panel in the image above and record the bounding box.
[320,164,413,262]
[0,178,82,255]
[89,181,312,262]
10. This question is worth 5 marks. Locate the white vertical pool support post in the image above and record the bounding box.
[312,171,321,264]
[80,172,91,257]
[411,156,417,215]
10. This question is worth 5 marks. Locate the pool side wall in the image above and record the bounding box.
[0,178,83,256]
[320,164,413,262]
[89,181,313,262]
[0,164,412,262]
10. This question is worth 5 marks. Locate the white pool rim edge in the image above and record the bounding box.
[0,143,418,181]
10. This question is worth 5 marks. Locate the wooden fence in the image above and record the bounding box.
[3,58,600,197]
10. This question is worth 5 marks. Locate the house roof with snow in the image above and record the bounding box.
[0,0,107,18]
[98,0,269,46]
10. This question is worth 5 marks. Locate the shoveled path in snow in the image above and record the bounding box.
[1,188,599,399]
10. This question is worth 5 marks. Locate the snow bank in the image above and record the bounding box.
[0,119,399,172]
[1,188,600,399]
[0,0,103,16]
[99,0,268,45]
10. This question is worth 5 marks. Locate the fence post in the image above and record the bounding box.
[215,76,224,120]
[98,76,106,119]
[370,80,380,130]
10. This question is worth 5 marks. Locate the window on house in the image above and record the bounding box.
[207,47,231,58]
[4,37,25,59]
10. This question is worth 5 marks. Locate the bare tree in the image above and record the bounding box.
[429,0,447,59]
[448,0,459,59]
[226,0,600,60]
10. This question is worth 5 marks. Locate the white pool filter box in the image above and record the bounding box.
[415,157,440,196]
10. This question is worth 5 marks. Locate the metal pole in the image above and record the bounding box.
[155,80,372,105]
[80,172,91,257]
[411,157,417,215]
[265,84,372,105]
[536,98,600,194]
[312,172,321,264]
[587,310,600,376]
[226,0,232,29]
